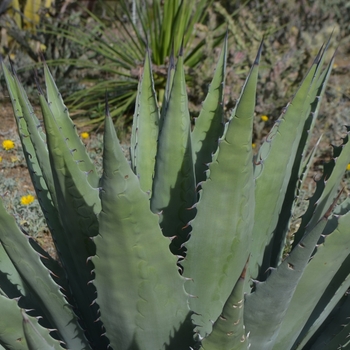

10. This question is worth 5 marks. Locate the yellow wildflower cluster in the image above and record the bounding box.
[2,139,15,150]
[20,195,35,206]
[81,132,90,139]
[261,115,269,122]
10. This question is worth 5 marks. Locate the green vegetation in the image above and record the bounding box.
[38,0,223,123]
[1,31,350,349]
[1,1,350,349]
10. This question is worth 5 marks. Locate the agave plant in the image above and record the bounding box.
[0,34,350,350]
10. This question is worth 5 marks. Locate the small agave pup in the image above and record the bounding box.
[1,35,350,350]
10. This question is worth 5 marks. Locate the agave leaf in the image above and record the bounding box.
[293,126,350,250]
[201,263,249,350]
[93,111,192,350]
[273,207,350,349]
[192,35,227,184]
[39,92,109,348]
[244,214,329,350]
[159,47,175,129]
[3,62,106,348]
[0,293,30,350]
[294,276,350,350]
[2,64,47,146]
[250,44,330,280]
[183,43,261,338]
[12,76,58,207]
[21,310,62,350]
[297,134,323,199]
[303,290,350,350]
[301,128,350,230]
[150,50,197,254]
[43,64,99,188]
[2,64,78,294]
[39,90,101,239]
[286,134,323,230]
[1,63,58,210]
[0,197,90,349]
[6,68,77,267]
[0,239,66,325]
[292,164,335,254]
[266,56,334,270]
[0,243,27,298]
[298,53,335,173]
[130,50,159,195]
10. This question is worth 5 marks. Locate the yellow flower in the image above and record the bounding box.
[81,132,90,139]
[333,63,338,69]
[261,115,269,122]
[252,143,256,149]
[20,195,35,206]
[2,139,15,150]
[0,156,2,162]
[347,163,350,171]
[10,155,19,163]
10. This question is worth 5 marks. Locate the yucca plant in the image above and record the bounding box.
[39,0,221,122]
[1,34,350,350]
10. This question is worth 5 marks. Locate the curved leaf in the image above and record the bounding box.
[92,111,192,350]
[183,43,261,338]
[130,50,159,195]
[150,51,196,254]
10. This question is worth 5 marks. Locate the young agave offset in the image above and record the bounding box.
[1,35,350,350]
